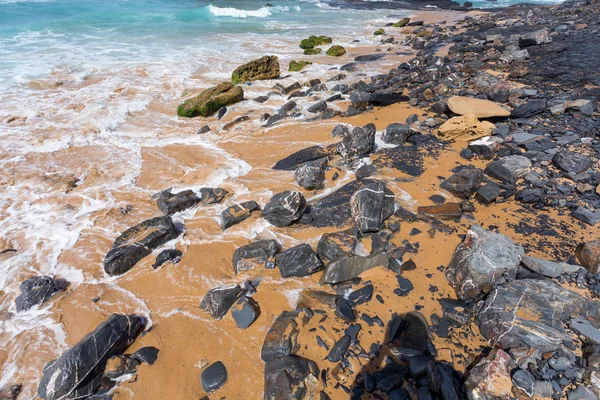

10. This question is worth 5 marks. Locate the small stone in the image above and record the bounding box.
[262,190,306,227]
[131,347,159,365]
[335,298,355,322]
[350,181,395,233]
[201,361,228,393]
[475,182,501,204]
[276,244,323,278]
[221,201,260,230]
[231,297,261,329]
[200,285,244,320]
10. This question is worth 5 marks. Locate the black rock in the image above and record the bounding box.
[429,195,446,205]
[355,164,377,179]
[355,54,386,62]
[217,106,227,120]
[232,240,278,274]
[201,361,227,393]
[553,150,593,174]
[348,284,373,306]
[156,189,200,215]
[335,297,355,322]
[273,145,327,171]
[395,276,413,297]
[327,335,351,362]
[104,216,180,276]
[321,253,389,284]
[220,201,260,230]
[439,167,483,199]
[337,124,376,159]
[131,347,159,365]
[350,181,395,233]
[262,190,306,227]
[200,285,244,320]
[332,124,350,137]
[439,298,471,326]
[231,296,261,329]
[484,155,531,184]
[307,101,327,113]
[15,276,68,312]
[197,125,210,134]
[261,309,309,362]
[295,158,327,190]
[37,314,145,400]
[475,182,501,204]
[264,355,318,400]
[572,206,600,226]
[316,230,357,264]
[254,95,269,103]
[373,362,409,392]
[409,355,433,378]
[515,187,545,203]
[512,369,535,397]
[510,100,547,118]
[152,249,182,269]
[382,123,412,145]
[276,244,323,278]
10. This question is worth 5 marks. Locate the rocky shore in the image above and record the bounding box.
[2,0,600,399]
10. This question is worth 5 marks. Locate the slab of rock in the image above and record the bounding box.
[37,314,145,400]
[232,240,278,274]
[439,167,483,199]
[484,155,531,184]
[276,244,323,278]
[220,201,260,230]
[198,188,229,205]
[417,203,462,220]
[177,83,244,118]
[295,158,327,190]
[15,276,68,312]
[201,361,228,393]
[231,55,279,84]
[565,99,594,116]
[261,190,306,227]
[350,181,395,233]
[570,318,600,345]
[321,253,389,284]
[464,349,515,400]
[272,145,328,171]
[476,182,501,204]
[200,285,244,320]
[572,206,600,226]
[445,225,524,300]
[521,255,581,278]
[104,216,179,276]
[577,240,600,274]
[261,309,309,362]
[447,96,511,118]
[553,151,593,174]
[264,355,318,400]
[337,124,376,159]
[436,115,495,141]
[316,230,357,264]
[156,189,200,215]
[510,100,546,118]
[231,297,260,329]
[381,123,412,145]
[478,279,590,352]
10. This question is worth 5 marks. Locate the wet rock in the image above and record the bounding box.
[576,241,600,274]
[316,230,357,264]
[440,167,483,199]
[37,314,145,400]
[355,164,377,179]
[335,298,355,322]
[445,225,524,300]
[222,115,249,131]
[417,203,462,220]
[297,290,337,310]
[337,124,376,159]
[233,240,278,274]
[273,145,328,171]
[156,189,199,214]
[475,182,501,204]
[104,216,179,276]
[231,55,279,84]
[553,151,593,175]
[131,347,159,365]
[15,276,68,312]
[198,188,229,205]
[152,249,182,269]
[221,201,260,230]
[373,362,409,393]
[327,335,351,362]
[262,190,306,227]
[261,309,309,362]
[510,100,547,118]
[231,296,260,329]
[572,206,600,226]
[484,155,531,184]
[464,349,515,400]
[395,276,413,297]
[350,181,395,233]
[382,123,412,145]
[200,285,244,320]
[439,298,471,326]
[276,244,323,278]
[307,100,327,114]
[177,82,243,118]
[446,96,511,118]
[321,253,389,284]
[516,187,545,203]
[201,361,228,393]
[478,279,590,352]
[348,284,373,306]
[570,318,600,345]
[264,355,318,400]
[295,158,327,190]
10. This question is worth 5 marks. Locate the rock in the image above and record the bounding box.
[264,355,318,400]
[327,334,350,362]
[484,155,531,184]
[374,28,385,35]
[326,45,346,56]
[515,187,545,203]
[439,167,483,199]
[201,361,228,393]
[570,318,600,345]
[445,225,524,300]
[439,298,471,326]
[567,386,598,400]
[350,181,395,232]
[355,164,376,179]
[337,124,376,159]
[299,35,332,50]
[577,241,600,274]
[221,201,260,230]
[273,146,327,171]
[152,249,182,269]
[0,385,21,400]
[468,136,503,159]
[393,18,410,27]
[355,54,385,62]
[197,125,211,134]
[156,189,200,214]
[350,91,372,109]
[464,349,515,400]
[446,96,511,118]
[232,240,278,274]
[200,285,244,320]
[198,188,229,205]
[231,56,279,84]
[395,276,413,297]
[261,190,306,227]
[475,182,501,204]
[276,244,323,278]
[222,115,249,130]
[303,48,322,55]
[553,151,593,174]
[131,347,159,365]
[104,216,180,276]
[478,279,589,351]
[15,276,68,312]
[261,309,310,361]
[231,297,260,329]
[512,369,535,397]
[382,123,412,145]
[510,100,547,118]
[295,158,327,190]
[565,99,594,116]
[307,101,327,114]
[521,255,578,278]
[518,29,551,47]
[177,83,244,118]
[436,115,495,141]
[572,206,600,226]
[417,203,462,220]
[321,253,389,284]
[288,60,312,72]
[317,230,358,264]
[37,314,145,400]
[254,95,269,103]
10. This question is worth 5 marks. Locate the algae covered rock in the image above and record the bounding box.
[393,17,410,27]
[374,28,385,36]
[177,83,243,118]
[326,45,346,57]
[303,48,322,56]
[416,30,432,38]
[231,55,280,84]
[299,35,332,50]
[288,60,312,72]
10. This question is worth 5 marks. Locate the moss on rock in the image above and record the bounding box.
[177,82,244,118]
[289,60,312,72]
[231,55,280,84]
[374,28,385,36]
[303,48,322,56]
[299,35,332,50]
[326,45,346,57]
[393,18,410,28]
[416,30,432,38]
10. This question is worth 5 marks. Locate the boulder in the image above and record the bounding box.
[553,150,593,174]
[156,189,200,215]
[518,29,551,47]
[576,241,600,274]
[262,190,306,227]
[273,146,328,171]
[307,101,327,114]
[152,249,182,269]
[104,216,180,276]
[393,18,410,27]
[220,201,260,230]
[326,45,346,57]
[350,181,395,233]
[231,56,280,84]
[321,253,389,284]
[37,314,145,400]
[200,285,244,320]
[276,244,323,278]
[177,83,244,118]
[439,167,483,199]
[484,155,531,184]
[337,124,376,159]
[232,240,278,274]
[299,35,332,50]
[316,230,358,264]
[288,60,312,72]
[381,123,412,145]
[295,158,327,190]
[231,297,260,329]
[446,96,511,118]
[445,225,524,300]
[436,115,495,141]
[264,356,319,400]
[15,276,68,312]
[201,361,228,393]
[464,349,515,400]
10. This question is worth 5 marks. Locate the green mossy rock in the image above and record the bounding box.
[299,35,333,50]
[177,82,244,118]
[393,17,410,28]
[231,55,280,85]
[303,48,322,56]
[416,30,432,38]
[326,45,346,57]
[289,60,312,72]
[374,28,385,36]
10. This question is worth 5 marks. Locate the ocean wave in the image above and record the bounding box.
[206,4,299,18]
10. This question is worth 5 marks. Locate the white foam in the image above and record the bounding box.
[207,5,272,18]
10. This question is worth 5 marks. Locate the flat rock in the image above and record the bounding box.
[417,203,462,220]
[231,297,260,329]
[273,146,328,171]
[447,96,511,119]
[261,190,306,227]
[553,150,593,174]
[232,240,278,274]
[436,115,495,142]
[572,206,600,226]
[521,255,580,278]
[475,182,501,204]
[484,155,532,184]
[510,100,547,118]
[350,181,395,233]
[570,318,600,345]
[316,230,358,264]
[221,201,260,230]
[276,244,323,278]
[201,361,228,393]
[439,167,483,199]
[200,285,244,320]
[321,253,389,284]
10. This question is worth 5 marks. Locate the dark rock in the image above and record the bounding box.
[348,285,373,306]
[321,253,389,284]
[395,276,413,297]
[337,124,376,159]
[37,314,145,400]
[382,123,412,145]
[198,188,229,205]
[572,207,600,226]
[350,181,395,233]
[316,230,357,264]
[484,155,531,184]
[417,203,462,220]
[262,190,306,227]
[273,145,327,171]
[156,189,200,215]
[264,355,318,400]
[201,361,228,393]
[511,100,546,118]
[354,54,385,62]
[104,216,179,276]
[307,101,327,114]
[295,158,327,190]
[231,297,261,329]
[332,124,350,137]
[15,276,68,312]
[373,363,409,392]
[254,95,269,103]
[217,106,227,120]
[350,91,372,109]
[261,310,310,362]
[512,369,535,397]
[335,298,355,322]
[570,318,600,345]
[327,335,351,362]
[429,195,446,205]
[516,187,545,203]
[200,285,244,320]
[355,164,377,179]
[521,255,579,278]
[475,182,501,204]
[553,151,593,174]
[468,136,503,159]
[439,298,471,326]
[152,249,182,269]
[409,356,432,378]
[197,125,210,134]
[131,347,159,365]
[221,201,260,230]
[233,240,278,274]
[440,167,483,199]
[465,349,514,399]
[276,244,323,278]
